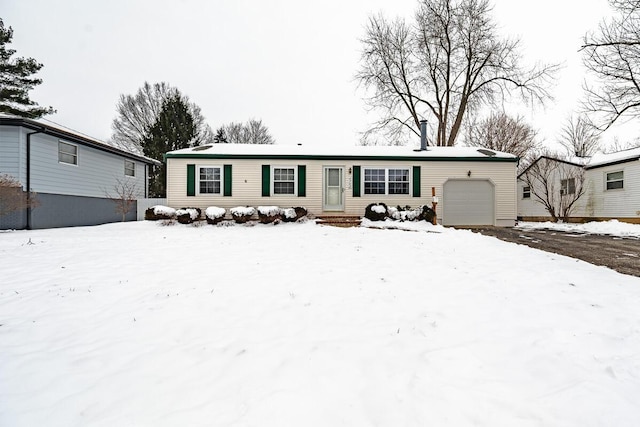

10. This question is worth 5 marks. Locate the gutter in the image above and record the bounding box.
[26,128,44,230]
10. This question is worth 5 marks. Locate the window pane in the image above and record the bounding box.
[388,169,409,182]
[607,171,623,181]
[199,167,221,194]
[125,160,135,177]
[389,182,409,194]
[364,169,385,195]
[607,180,624,190]
[328,169,340,186]
[274,182,295,194]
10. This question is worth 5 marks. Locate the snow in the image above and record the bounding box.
[517,220,640,239]
[230,206,255,216]
[204,206,226,219]
[167,142,517,160]
[588,147,640,168]
[152,205,176,217]
[257,205,281,216]
[281,208,296,219]
[1,221,640,426]
[175,208,200,220]
[371,204,386,214]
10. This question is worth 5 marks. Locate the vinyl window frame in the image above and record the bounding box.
[271,166,297,196]
[605,170,624,190]
[124,159,136,177]
[197,165,223,195]
[58,141,78,165]
[522,185,531,199]
[363,167,410,196]
[560,178,575,195]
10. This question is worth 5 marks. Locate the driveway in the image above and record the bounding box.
[460,226,640,278]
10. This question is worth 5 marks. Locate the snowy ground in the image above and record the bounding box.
[2,220,640,426]
[516,220,640,239]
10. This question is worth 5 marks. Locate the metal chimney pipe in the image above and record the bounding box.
[420,120,428,151]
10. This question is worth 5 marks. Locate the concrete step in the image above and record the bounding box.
[315,215,362,228]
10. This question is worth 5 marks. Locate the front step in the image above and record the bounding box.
[315,215,362,228]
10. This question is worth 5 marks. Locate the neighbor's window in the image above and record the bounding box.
[560,178,575,195]
[273,167,295,195]
[124,160,135,177]
[58,141,78,165]
[364,168,410,195]
[523,186,531,199]
[606,171,624,190]
[199,166,221,194]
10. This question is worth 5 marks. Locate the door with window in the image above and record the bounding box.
[323,167,344,211]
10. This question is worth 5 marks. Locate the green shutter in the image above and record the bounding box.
[224,164,232,196]
[187,164,196,196]
[353,166,361,197]
[262,165,270,196]
[298,165,306,197]
[412,166,421,197]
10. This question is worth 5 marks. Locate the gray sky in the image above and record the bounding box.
[4,0,634,150]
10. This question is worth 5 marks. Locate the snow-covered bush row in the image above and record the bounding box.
[257,206,308,224]
[145,205,176,221]
[364,203,436,222]
[230,206,256,224]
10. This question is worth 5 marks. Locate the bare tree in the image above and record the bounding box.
[106,178,141,222]
[110,82,213,154]
[465,111,539,158]
[521,155,587,222]
[0,174,39,218]
[581,0,640,130]
[603,136,640,152]
[356,0,558,146]
[558,115,601,157]
[221,119,275,144]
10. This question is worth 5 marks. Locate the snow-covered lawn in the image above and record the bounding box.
[516,220,640,239]
[1,220,640,426]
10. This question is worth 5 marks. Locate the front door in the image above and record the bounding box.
[323,167,344,211]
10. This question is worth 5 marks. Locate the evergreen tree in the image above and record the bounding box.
[213,127,228,143]
[143,94,197,197]
[0,19,54,118]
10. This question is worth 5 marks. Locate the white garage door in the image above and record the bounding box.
[443,179,495,226]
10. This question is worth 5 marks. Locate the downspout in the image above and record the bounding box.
[26,129,44,230]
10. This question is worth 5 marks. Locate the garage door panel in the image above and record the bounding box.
[443,180,494,226]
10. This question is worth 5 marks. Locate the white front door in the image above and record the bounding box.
[323,167,344,211]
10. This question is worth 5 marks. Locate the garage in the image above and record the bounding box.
[443,179,495,226]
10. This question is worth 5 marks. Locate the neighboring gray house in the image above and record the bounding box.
[0,115,158,230]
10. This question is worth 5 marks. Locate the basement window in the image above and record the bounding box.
[606,171,624,190]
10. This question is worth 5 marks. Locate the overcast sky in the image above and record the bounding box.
[4,0,634,150]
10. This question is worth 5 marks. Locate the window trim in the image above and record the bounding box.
[522,185,531,199]
[58,141,78,165]
[197,165,223,195]
[124,159,136,177]
[271,165,297,196]
[363,166,411,196]
[605,170,624,191]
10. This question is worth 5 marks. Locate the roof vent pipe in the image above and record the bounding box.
[419,120,428,151]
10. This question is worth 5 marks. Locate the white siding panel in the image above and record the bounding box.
[0,125,24,186]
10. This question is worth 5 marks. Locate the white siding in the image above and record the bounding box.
[585,161,640,218]
[0,125,25,186]
[167,157,517,225]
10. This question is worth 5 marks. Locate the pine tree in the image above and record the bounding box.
[213,127,228,144]
[143,94,197,197]
[0,19,54,118]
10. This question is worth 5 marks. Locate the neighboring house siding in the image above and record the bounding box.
[0,125,24,185]
[167,157,517,225]
[29,132,147,198]
[586,161,640,218]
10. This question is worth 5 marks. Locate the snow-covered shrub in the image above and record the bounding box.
[230,206,255,223]
[145,205,176,221]
[205,206,226,224]
[388,205,422,221]
[364,203,388,221]
[281,206,308,223]
[176,208,201,224]
[257,206,282,224]
[418,205,436,223]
